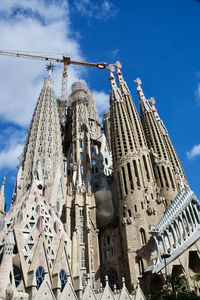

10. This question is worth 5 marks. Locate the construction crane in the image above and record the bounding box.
[0,49,107,124]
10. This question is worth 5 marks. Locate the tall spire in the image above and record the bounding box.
[0,177,5,215]
[109,64,165,290]
[16,72,65,212]
[135,78,151,113]
[136,79,185,205]
[115,62,147,150]
[109,64,122,103]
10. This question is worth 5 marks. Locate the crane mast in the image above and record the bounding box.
[0,49,107,125]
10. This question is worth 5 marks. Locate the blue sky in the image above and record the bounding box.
[0,0,200,209]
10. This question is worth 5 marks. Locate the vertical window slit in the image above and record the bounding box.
[157,166,164,188]
[143,155,150,181]
[127,162,134,190]
[122,167,128,195]
[167,167,175,189]
[162,166,169,188]
[117,172,123,199]
[133,160,141,188]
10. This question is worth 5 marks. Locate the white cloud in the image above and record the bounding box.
[187,144,200,159]
[73,0,118,20]
[0,0,110,172]
[0,126,26,169]
[111,49,120,58]
[0,144,24,169]
[195,83,200,105]
[92,90,109,123]
[0,0,84,127]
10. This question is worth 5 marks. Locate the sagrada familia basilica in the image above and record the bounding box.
[0,60,200,300]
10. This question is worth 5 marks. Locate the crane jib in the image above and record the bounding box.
[0,50,107,69]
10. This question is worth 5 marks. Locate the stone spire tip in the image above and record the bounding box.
[0,176,5,195]
[134,78,142,87]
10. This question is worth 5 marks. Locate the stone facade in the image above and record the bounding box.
[0,64,199,299]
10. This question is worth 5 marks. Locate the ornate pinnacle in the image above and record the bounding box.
[150,97,155,105]
[115,61,122,70]
[108,64,115,74]
[150,97,157,112]
[45,62,55,79]
[134,78,142,87]
[108,64,116,83]
[0,176,5,195]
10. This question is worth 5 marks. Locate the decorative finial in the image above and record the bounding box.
[115,61,130,95]
[45,62,55,79]
[122,277,126,287]
[0,176,5,195]
[150,97,157,112]
[150,97,155,105]
[105,275,109,286]
[108,64,115,74]
[115,61,122,70]
[108,64,116,83]
[99,282,104,292]
[86,273,90,283]
[134,78,142,87]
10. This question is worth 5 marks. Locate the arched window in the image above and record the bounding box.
[56,201,60,212]
[140,228,147,245]
[81,248,85,268]
[91,251,94,271]
[106,235,110,245]
[82,273,87,287]
[80,227,84,243]
[36,266,45,290]
[59,269,67,292]
[13,266,21,287]
[138,257,144,275]
[107,269,118,287]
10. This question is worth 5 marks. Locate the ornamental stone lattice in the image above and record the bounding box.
[147,187,200,273]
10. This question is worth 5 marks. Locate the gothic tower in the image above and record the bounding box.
[15,77,65,214]
[137,79,188,204]
[136,79,178,207]
[63,81,112,292]
[0,177,5,218]
[109,62,165,289]
[0,76,73,299]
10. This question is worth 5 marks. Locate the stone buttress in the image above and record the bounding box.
[63,81,112,293]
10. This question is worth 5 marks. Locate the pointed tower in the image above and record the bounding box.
[135,78,188,200]
[136,79,178,206]
[0,69,73,297]
[0,176,5,217]
[15,75,65,214]
[63,80,111,292]
[109,63,165,289]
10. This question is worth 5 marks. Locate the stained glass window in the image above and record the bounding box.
[36,266,45,290]
[59,269,67,292]
[13,266,21,287]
